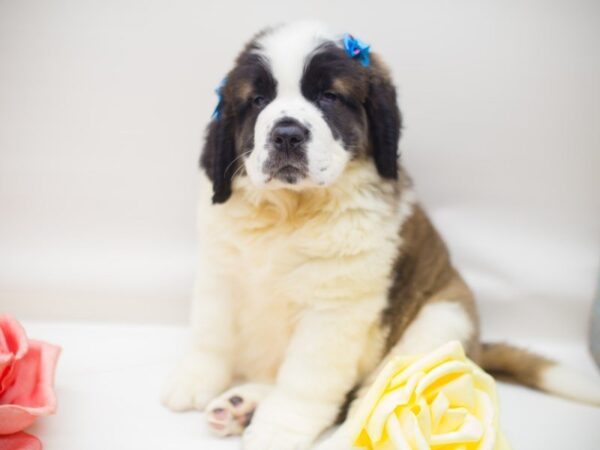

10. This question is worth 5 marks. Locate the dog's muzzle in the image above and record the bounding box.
[264,118,310,184]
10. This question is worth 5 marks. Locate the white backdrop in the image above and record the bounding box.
[1,0,599,346]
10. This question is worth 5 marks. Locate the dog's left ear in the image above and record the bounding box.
[200,94,237,204]
[364,58,402,179]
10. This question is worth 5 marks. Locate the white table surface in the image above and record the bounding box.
[20,322,600,450]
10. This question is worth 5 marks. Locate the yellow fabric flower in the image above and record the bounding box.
[349,341,510,450]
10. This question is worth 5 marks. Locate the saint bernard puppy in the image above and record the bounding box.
[162,21,600,449]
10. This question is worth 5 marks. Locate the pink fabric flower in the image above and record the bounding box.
[0,315,60,437]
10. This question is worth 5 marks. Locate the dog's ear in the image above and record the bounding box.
[364,58,402,179]
[200,95,237,204]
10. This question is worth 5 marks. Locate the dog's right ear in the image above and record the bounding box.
[200,93,237,204]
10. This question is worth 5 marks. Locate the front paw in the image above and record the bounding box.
[313,424,352,450]
[243,422,314,450]
[242,393,334,450]
[161,352,230,412]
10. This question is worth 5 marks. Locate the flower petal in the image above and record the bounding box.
[430,412,484,445]
[431,391,450,430]
[366,372,422,443]
[439,407,468,433]
[474,390,498,450]
[440,373,477,410]
[415,361,472,397]
[0,316,29,395]
[415,398,432,441]
[0,316,28,359]
[0,340,61,435]
[0,432,42,450]
[390,341,465,388]
[399,409,429,450]
[385,414,411,450]
[350,357,414,446]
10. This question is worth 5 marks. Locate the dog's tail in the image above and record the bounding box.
[479,342,600,406]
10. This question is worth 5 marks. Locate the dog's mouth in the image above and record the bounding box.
[263,157,308,184]
[270,165,305,184]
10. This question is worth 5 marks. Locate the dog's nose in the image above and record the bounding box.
[271,119,308,152]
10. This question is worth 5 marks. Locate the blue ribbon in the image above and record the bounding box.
[212,77,226,120]
[343,33,370,67]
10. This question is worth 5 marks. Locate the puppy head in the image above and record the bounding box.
[201,21,402,203]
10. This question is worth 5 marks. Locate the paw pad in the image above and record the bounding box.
[229,395,243,406]
[206,392,257,437]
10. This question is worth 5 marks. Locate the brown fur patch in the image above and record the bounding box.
[331,76,368,101]
[382,204,480,357]
[369,53,394,83]
[334,385,358,425]
[234,80,253,102]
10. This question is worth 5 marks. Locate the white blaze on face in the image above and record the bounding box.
[243,21,350,189]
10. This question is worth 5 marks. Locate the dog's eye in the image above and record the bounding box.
[321,91,338,102]
[253,95,267,108]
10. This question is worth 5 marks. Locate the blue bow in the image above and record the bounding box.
[212,78,227,120]
[343,33,370,67]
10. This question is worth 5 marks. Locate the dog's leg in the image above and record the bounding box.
[242,300,383,450]
[161,258,235,412]
[205,383,274,437]
[315,299,476,450]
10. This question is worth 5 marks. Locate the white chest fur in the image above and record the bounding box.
[198,163,415,382]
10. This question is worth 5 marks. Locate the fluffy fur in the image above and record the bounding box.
[162,21,600,450]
